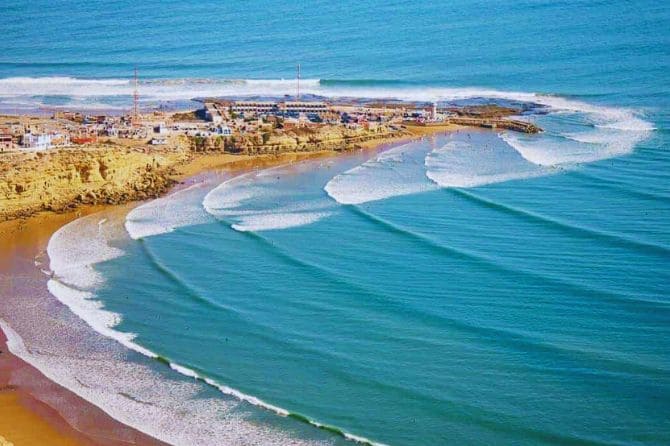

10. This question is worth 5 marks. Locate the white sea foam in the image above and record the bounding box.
[125,183,213,239]
[500,126,645,167]
[0,76,654,131]
[325,142,437,205]
[204,167,337,232]
[0,76,322,107]
[48,214,125,289]
[425,140,546,188]
[46,279,157,357]
[0,317,336,446]
[47,213,154,356]
[322,86,652,197]
[231,211,333,232]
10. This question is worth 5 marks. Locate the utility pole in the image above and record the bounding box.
[133,66,139,126]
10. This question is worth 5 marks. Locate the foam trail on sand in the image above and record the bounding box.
[48,212,161,357]
[46,279,155,357]
[0,317,338,446]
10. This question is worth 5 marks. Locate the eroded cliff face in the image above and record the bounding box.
[188,124,404,154]
[0,126,408,222]
[0,147,188,221]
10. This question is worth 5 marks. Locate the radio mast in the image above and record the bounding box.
[296,64,301,100]
[133,66,139,125]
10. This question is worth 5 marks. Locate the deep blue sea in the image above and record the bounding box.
[2,1,669,445]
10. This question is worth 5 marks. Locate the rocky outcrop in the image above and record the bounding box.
[187,124,406,155]
[448,117,541,133]
[0,147,188,221]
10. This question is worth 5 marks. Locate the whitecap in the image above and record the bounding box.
[48,214,125,289]
[425,140,546,188]
[204,167,337,232]
[324,142,437,205]
[125,182,214,239]
[231,211,334,232]
[36,209,351,445]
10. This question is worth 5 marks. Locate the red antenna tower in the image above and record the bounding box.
[133,66,139,125]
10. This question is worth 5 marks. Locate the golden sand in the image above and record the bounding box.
[0,393,79,446]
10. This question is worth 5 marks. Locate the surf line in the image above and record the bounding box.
[154,356,389,446]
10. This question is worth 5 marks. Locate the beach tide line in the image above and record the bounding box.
[43,260,388,445]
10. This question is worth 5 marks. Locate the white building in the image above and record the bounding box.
[280,101,328,114]
[230,101,277,114]
[204,103,224,124]
[154,122,169,134]
[0,134,14,151]
[218,125,232,136]
[22,133,52,150]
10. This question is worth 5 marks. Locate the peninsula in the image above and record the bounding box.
[0,99,539,222]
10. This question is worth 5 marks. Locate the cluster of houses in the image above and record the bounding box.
[0,111,168,152]
[0,99,451,153]
[0,119,71,152]
[202,99,450,133]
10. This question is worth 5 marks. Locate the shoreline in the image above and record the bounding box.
[0,205,167,446]
[0,124,458,445]
[0,122,460,223]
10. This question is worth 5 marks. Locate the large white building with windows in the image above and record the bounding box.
[280,101,328,114]
[230,101,277,114]
[228,100,329,115]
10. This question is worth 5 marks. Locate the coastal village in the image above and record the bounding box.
[0,98,539,154]
[0,86,540,222]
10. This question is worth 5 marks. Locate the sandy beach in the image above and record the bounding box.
[0,125,458,445]
[0,205,168,446]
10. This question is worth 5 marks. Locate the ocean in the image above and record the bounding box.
[1,1,669,445]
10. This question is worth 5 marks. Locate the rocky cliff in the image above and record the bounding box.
[0,147,188,221]
[187,124,405,154]
[0,125,408,222]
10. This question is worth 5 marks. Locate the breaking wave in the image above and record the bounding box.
[322,86,653,204]
[125,182,214,240]
[5,78,656,446]
[425,139,547,188]
[40,208,384,445]
[325,142,437,205]
[230,211,334,232]
[203,166,338,232]
[0,75,659,128]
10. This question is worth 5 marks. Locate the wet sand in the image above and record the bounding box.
[0,207,167,446]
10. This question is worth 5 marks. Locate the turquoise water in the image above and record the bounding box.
[4,1,670,445]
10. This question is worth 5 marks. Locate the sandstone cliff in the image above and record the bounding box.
[0,125,408,222]
[0,147,188,221]
[187,124,405,154]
